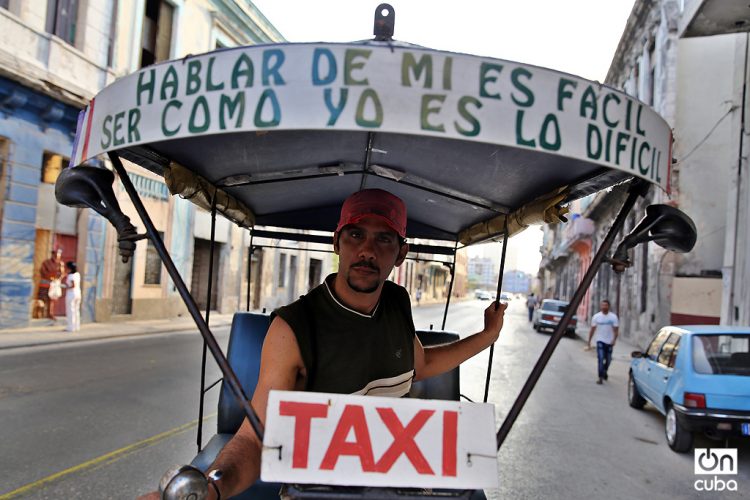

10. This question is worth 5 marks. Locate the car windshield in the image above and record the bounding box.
[541,302,567,312]
[692,334,750,376]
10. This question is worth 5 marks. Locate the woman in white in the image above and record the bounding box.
[64,261,81,332]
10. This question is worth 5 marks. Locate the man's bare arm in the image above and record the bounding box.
[413,302,506,381]
[204,316,305,499]
[587,325,596,348]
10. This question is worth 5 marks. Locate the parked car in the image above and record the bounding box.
[532,299,577,335]
[475,290,492,300]
[499,293,512,302]
[628,325,750,452]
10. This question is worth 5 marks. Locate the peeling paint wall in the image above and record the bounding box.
[0,78,82,328]
[540,0,747,350]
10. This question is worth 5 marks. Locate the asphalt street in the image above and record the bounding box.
[0,298,747,499]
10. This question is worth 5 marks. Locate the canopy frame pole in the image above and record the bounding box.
[440,241,459,330]
[359,132,375,190]
[483,227,509,403]
[246,231,254,312]
[107,152,265,443]
[496,179,648,450]
[196,192,218,452]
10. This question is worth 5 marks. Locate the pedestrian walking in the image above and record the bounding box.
[416,287,422,306]
[39,248,64,321]
[526,293,538,322]
[587,299,619,384]
[64,261,81,332]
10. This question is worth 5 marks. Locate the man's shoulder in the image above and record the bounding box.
[383,280,410,301]
[383,279,407,293]
[275,282,327,319]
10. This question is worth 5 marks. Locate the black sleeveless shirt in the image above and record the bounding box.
[274,274,415,396]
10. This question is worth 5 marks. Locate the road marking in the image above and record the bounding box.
[0,412,217,499]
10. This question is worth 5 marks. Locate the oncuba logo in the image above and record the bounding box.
[694,448,738,492]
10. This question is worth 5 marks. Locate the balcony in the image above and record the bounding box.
[550,215,595,258]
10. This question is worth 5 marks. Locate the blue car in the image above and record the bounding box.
[628,325,750,452]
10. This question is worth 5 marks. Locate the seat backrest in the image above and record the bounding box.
[217,312,272,434]
[409,330,461,401]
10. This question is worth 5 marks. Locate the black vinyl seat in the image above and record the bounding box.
[191,312,280,499]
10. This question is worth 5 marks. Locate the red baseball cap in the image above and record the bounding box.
[336,189,407,238]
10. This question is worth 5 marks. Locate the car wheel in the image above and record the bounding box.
[627,372,646,409]
[533,324,541,332]
[665,403,693,453]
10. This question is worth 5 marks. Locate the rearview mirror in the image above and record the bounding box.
[613,204,697,264]
[631,351,645,359]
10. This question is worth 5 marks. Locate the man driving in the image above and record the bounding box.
[143,189,506,499]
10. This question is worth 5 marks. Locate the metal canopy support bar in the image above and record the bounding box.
[250,229,457,255]
[107,152,266,444]
[197,194,218,452]
[495,179,648,450]
[246,231,254,312]
[250,229,333,244]
[217,167,509,215]
[247,243,454,267]
[360,132,376,190]
[440,242,459,330]
[483,228,509,403]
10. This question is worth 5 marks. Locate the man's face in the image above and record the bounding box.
[601,301,610,314]
[334,216,408,294]
[52,251,61,262]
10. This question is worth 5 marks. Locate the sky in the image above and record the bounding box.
[251,0,637,272]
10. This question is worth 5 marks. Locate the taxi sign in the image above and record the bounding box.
[261,390,498,489]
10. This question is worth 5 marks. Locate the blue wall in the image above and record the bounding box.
[0,76,87,328]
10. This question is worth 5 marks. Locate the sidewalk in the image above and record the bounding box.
[0,313,235,351]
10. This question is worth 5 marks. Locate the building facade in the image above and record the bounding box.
[97,0,290,322]
[0,0,291,328]
[0,0,117,327]
[539,0,750,348]
[0,0,473,327]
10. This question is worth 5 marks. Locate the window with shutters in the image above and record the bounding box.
[46,0,79,46]
[42,152,68,184]
[144,232,164,285]
[278,253,287,287]
[140,0,174,68]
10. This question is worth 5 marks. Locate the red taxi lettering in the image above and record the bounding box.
[279,399,463,477]
[442,410,458,476]
[374,408,435,474]
[320,404,376,472]
[279,401,328,468]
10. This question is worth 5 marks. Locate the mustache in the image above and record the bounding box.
[351,261,379,272]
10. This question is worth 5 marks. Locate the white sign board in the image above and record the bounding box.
[72,43,671,192]
[261,390,498,489]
